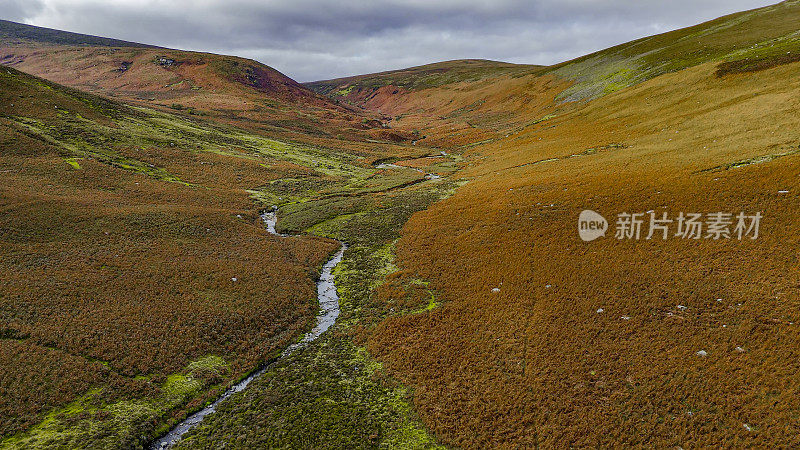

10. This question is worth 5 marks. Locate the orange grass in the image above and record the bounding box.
[367,61,800,447]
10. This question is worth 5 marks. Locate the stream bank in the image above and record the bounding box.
[150,212,345,449]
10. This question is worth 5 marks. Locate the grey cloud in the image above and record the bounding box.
[2,0,780,81]
[2,0,45,22]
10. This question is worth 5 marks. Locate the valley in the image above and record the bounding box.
[2,1,800,448]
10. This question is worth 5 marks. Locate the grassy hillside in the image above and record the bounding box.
[311,1,800,107]
[307,59,541,96]
[547,0,800,100]
[0,64,338,445]
[305,1,800,149]
[308,60,562,151]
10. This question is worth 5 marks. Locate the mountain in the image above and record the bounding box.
[0,20,397,146]
[339,1,800,447]
[307,59,542,99]
[307,60,552,148]
[306,1,800,147]
[0,18,159,47]
[544,0,800,101]
[0,64,337,444]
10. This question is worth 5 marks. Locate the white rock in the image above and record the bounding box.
[597,308,604,314]
[231,277,238,282]
[696,350,708,357]
[735,346,745,353]
[491,287,500,293]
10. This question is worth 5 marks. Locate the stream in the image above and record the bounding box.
[150,211,345,449]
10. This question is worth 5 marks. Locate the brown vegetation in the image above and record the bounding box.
[716,52,800,77]
[0,25,406,153]
[5,1,800,446]
[366,60,800,447]
[0,66,338,438]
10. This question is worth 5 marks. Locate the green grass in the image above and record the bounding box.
[308,59,542,95]
[547,0,800,101]
[63,157,82,169]
[175,163,461,450]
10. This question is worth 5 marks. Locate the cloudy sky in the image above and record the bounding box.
[2,0,779,82]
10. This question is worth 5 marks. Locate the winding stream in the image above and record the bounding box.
[150,211,345,449]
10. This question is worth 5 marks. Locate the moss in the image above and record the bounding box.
[545,1,800,101]
[63,157,82,169]
[306,212,366,237]
[334,85,356,96]
[175,171,460,450]
[1,355,229,450]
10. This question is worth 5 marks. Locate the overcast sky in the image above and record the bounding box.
[2,0,780,82]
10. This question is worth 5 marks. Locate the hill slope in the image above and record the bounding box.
[306,1,800,148]
[0,20,398,146]
[0,64,342,444]
[347,1,800,447]
[307,60,556,149]
[0,19,159,47]
[0,58,448,446]
[546,0,800,101]
[307,59,542,98]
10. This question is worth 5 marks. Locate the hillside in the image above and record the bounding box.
[0,20,401,148]
[350,1,800,447]
[306,1,800,148]
[0,64,335,444]
[308,60,557,149]
[301,0,800,447]
[307,59,541,97]
[545,0,800,101]
[0,63,450,447]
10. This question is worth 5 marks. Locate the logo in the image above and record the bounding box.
[578,210,762,242]
[578,210,608,241]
